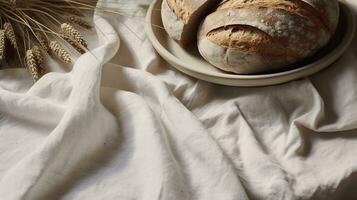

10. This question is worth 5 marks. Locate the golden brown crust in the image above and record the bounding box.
[166,0,215,24]
[163,0,339,74]
[163,0,220,46]
[216,0,328,33]
[166,0,191,23]
[206,25,294,57]
[199,5,330,58]
[196,0,338,74]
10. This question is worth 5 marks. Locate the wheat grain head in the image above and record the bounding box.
[35,32,50,54]
[4,22,17,50]
[60,34,86,54]
[50,41,72,64]
[61,23,87,48]
[26,49,41,82]
[32,45,46,75]
[0,30,5,62]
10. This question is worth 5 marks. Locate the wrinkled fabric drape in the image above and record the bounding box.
[0,0,357,199]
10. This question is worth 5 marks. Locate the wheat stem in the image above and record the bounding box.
[0,0,132,84]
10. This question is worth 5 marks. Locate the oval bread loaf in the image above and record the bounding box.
[197,0,339,74]
[161,0,221,46]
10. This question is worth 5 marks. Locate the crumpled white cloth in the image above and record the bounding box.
[1,0,357,199]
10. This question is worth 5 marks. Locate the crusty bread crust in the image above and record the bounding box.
[161,0,340,74]
[200,6,330,56]
[198,37,296,74]
[199,25,296,74]
[216,0,339,33]
[206,25,288,56]
[161,0,220,46]
[197,0,338,74]
[161,0,185,42]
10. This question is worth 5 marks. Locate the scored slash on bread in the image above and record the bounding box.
[161,0,221,46]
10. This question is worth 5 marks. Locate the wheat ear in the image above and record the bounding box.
[60,34,86,54]
[68,16,92,29]
[61,23,87,48]
[32,45,46,74]
[50,41,72,64]
[4,22,17,49]
[35,32,50,54]
[26,50,41,82]
[0,30,5,62]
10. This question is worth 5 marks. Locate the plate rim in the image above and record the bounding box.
[146,0,356,86]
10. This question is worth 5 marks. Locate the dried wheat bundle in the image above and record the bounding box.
[0,0,129,82]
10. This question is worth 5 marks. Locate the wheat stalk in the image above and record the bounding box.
[26,49,41,82]
[60,34,86,54]
[32,46,43,65]
[0,0,138,83]
[50,41,72,64]
[61,23,87,48]
[0,30,5,62]
[35,31,50,54]
[32,45,46,74]
[4,23,17,50]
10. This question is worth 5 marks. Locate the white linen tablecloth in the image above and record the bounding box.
[1,0,357,199]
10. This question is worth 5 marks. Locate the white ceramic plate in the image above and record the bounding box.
[146,0,356,87]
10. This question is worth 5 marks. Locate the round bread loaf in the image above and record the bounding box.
[197,0,339,74]
[161,0,221,46]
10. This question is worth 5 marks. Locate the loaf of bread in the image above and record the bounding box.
[161,0,220,46]
[161,0,340,74]
[197,0,339,74]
